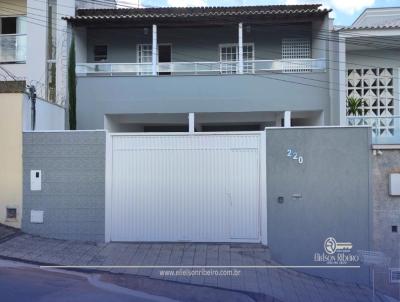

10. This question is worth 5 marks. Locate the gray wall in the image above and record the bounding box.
[84,23,315,64]
[266,127,371,284]
[76,73,330,129]
[22,131,106,242]
[372,149,400,299]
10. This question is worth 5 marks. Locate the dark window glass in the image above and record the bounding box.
[1,17,17,34]
[94,45,107,62]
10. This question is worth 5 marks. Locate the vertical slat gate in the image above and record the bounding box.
[110,133,262,242]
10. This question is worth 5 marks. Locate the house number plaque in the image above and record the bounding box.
[287,149,304,164]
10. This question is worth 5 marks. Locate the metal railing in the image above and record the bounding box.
[76,58,326,76]
[0,34,27,63]
[347,115,400,145]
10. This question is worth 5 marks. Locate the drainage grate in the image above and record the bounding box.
[390,268,400,283]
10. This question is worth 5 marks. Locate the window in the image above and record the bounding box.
[47,62,56,102]
[282,38,311,72]
[1,17,16,34]
[47,0,57,60]
[137,44,152,63]
[94,45,107,62]
[137,44,152,75]
[6,208,17,220]
[0,16,26,35]
[219,43,254,74]
[47,0,57,102]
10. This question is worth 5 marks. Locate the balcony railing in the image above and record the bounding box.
[347,115,400,145]
[76,58,326,76]
[0,34,27,63]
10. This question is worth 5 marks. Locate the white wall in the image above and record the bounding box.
[26,0,47,99]
[0,64,26,80]
[26,0,75,105]
[23,95,65,131]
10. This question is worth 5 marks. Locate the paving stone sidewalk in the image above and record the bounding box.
[0,234,380,302]
[0,224,20,243]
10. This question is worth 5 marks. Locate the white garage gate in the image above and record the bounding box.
[106,132,267,243]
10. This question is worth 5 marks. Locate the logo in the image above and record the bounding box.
[314,237,359,265]
[324,237,337,254]
[324,237,353,255]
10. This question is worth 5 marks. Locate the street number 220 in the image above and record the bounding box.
[287,149,304,164]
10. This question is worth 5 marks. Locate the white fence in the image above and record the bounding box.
[23,96,65,131]
[76,58,326,76]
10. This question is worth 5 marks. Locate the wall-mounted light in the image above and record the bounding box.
[246,25,251,33]
[144,28,149,35]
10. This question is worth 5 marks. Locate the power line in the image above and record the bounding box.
[1,0,400,63]
[1,1,399,104]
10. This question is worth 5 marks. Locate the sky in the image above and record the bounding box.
[118,0,400,25]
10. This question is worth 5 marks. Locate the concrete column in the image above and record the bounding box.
[339,33,347,126]
[238,22,244,74]
[284,111,291,128]
[188,113,195,133]
[152,24,157,76]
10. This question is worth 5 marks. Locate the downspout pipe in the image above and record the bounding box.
[29,86,37,131]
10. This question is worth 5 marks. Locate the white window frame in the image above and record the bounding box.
[281,38,311,73]
[219,43,255,74]
[136,44,152,63]
[137,43,173,75]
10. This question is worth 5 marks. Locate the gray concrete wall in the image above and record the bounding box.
[266,127,371,284]
[85,23,314,63]
[372,149,400,299]
[22,131,106,242]
[76,73,330,129]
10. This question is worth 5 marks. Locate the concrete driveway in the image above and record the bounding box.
[0,233,383,302]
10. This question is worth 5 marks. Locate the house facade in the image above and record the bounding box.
[7,3,398,298]
[63,4,337,131]
[338,8,400,297]
[339,7,400,146]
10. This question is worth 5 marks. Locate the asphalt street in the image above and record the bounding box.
[0,266,172,302]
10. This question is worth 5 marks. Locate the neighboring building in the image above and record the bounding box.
[0,81,64,228]
[25,0,116,106]
[0,0,27,80]
[339,7,400,145]
[338,8,400,299]
[64,4,336,131]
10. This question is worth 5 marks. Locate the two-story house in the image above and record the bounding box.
[64,4,336,131]
[0,0,27,80]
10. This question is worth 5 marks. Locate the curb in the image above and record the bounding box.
[0,255,276,302]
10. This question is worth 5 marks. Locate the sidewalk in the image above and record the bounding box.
[0,233,380,302]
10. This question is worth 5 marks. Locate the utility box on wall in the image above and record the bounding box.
[389,173,400,196]
[30,170,42,191]
[30,210,44,224]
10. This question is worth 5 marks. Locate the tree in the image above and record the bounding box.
[68,37,77,130]
[346,96,365,116]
